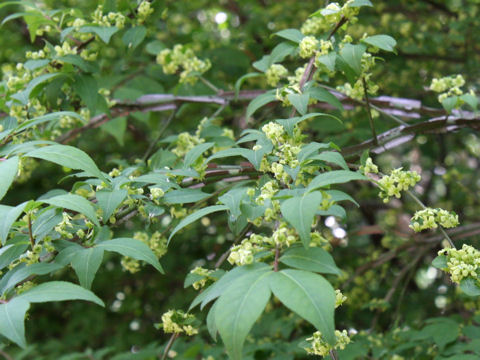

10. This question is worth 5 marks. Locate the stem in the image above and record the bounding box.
[405,190,456,248]
[274,245,280,272]
[329,349,339,360]
[199,76,220,93]
[362,77,378,146]
[27,213,35,248]
[0,350,13,360]
[161,333,179,360]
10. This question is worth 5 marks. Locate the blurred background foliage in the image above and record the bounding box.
[1,0,480,359]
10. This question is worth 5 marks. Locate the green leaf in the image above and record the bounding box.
[270,42,297,64]
[362,35,397,52]
[71,247,104,289]
[72,74,98,113]
[287,93,309,115]
[96,238,163,273]
[184,142,214,168]
[274,29,305,43]
[348,0,373,6]
[56,54,98,73]
[307,87,344,111]
[315,52,336,72]
[0,242,29,271]
[280,191,323,247]
[339,44,366,76]
[246,91,277,119]
[206,148,254,164]
[0,298,30,348]
[26,144,105,180]
[442,96,458,113]
[11,73,64,105]
[79,26,119,44]
[17,281,105,306]
[40,194,100,227]
[207,300,219,341]
[215,269,273,360]
[432,255,448,269]
[101,117,127,146]
[15,111,84,132]
[325,190,359,207]
[189,263,271,310]
[168,205,228,244]
[0,262,63,295]
[96,189,128,222]
[460,278,480,297]
[163,189,211,204]
[280,247,341,275]
[298,142,333,163]
[460,93,478,110]
[269,269,336,344]
[308,170,368,191]
[234,72,262,99]
[0,156,19,201]
[310,151,348,170]
[122,25,147,50]
[0,202,28,245]
[219,188,247,218]
[276,113,340,137]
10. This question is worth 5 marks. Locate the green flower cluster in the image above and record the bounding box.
[335,289,347,308]
[305,329,351,356]
[91,4,126,28]
[121,231,167,273]
[156,45,211,84]
[429,74,467,103]
[299,36,319,58]
[189,267,214,290]
[265,64,288,87]
[300,1,360,35]
[359,157,379,175]
[378,168,421,203]
[137,1,154,24]
[409,208,459,232]
[160,310,198,336]
[438,244,480,284]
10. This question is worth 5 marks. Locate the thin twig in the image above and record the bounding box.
[161,333,179,360]
[362,77,378,146]
[28,213,35,248]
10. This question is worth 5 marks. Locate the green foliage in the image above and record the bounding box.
[0,0,479,359]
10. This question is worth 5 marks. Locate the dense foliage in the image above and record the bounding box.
[0,1,480,359]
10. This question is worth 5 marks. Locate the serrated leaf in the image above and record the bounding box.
[96,189,127,222]
[215,269,273,360]
[280,247,341,275]
[184,142,214,168]
[71,247,104,289]
[274,29,305,43]
[0,202,28,245]
[122,25,147,50]
[168,205,228,244]
[163,189,211,204]
[41,194,100,227]
[362,35,397,52]
[0,298,30,348]
[308,170,367,191]
[26,144,105,180]
[246,91,277,119]
[280,191,323,247]
[0,156,19,202]
[96,238,163,273]
[269,269,335,344]
[17,281,105,306]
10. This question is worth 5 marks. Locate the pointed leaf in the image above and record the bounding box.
[71,247,104,289]
[41,194,100,227]
[0,156,19,201]
[362,35,397,52]
[280,247,341,275]
[339,44,366,76]
[215,269,273,360]
[0,262,63,295]
[163,188,211,204]
[310,151,348,170]
[287,93,309,115]
[269,269,335,344]
[17,281,104,306]
[274,29,305,43]
[246,91,277,119]
[168,205,228,244]
[308,170,367,191]
[26,144,105,180]
[96,238,163,273]
[0,202,27,245]
[96,189,127,222]
[281,191,323,247]
[184,142,214,168]
[78,26,119,43]
[460,278,480,297]
[0,298,30,348]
